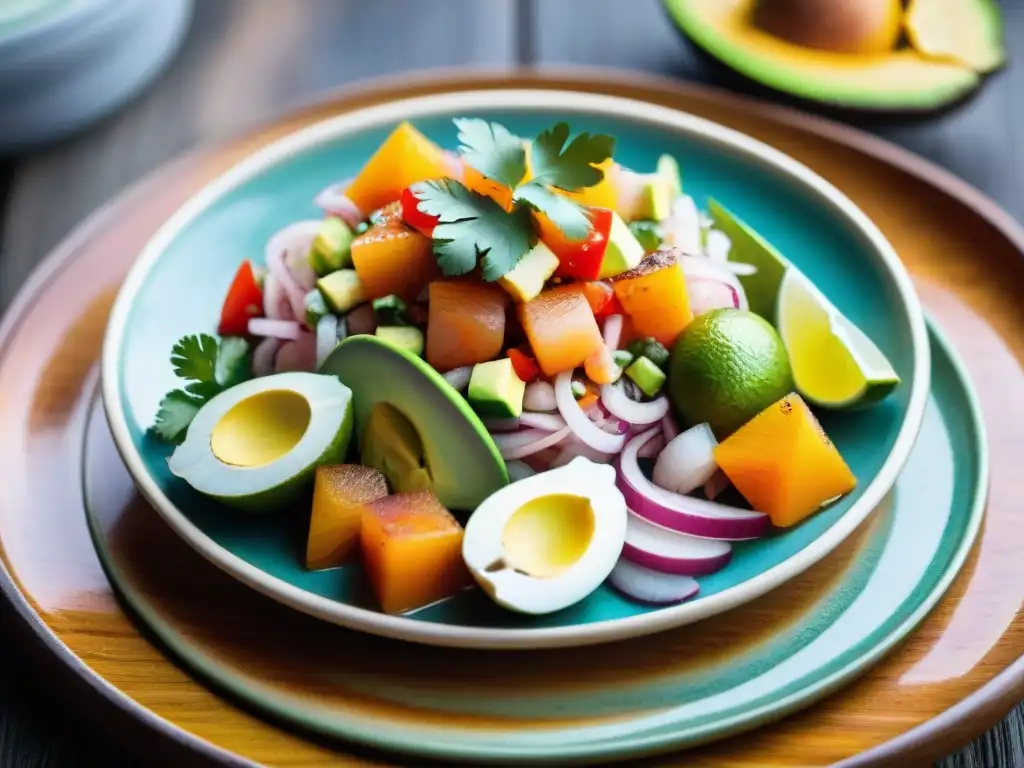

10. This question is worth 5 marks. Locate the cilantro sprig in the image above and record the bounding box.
[411,118,615,281]
[152,334,252,445]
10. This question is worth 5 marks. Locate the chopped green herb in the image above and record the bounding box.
[454,118,527,189]
[612,349,635,369]
[571,380,587,399]
[151,334,253,444]
[528,122,616,192]
[513,184,590,241]
[411,178,534,281]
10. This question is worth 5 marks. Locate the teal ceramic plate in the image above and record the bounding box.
[101,90,930,649]
[86,319,983,763]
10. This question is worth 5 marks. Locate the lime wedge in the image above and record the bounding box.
[708,199,900,409]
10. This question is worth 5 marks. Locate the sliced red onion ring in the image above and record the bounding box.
[266,247,308,321]
[622,510,732,575]
[618,427,768,540]
[251,337,281,378]
[519,412,567,432]
[663,195,702,254]
[266,220,321,291]
[704,470,731,501]
[637,431,666,458]
[554,435,616,466]
[556,371,627,455]
[679,254,749,312]
[653,422,719,496]
[608,558,700,605]
[687,276,739,316]
[313,179,364,229]
[262,273,293,321]
[662,412,680,442]
[492,426,571,460]
[248,318,302,340]
[704,229,732,263]
[602,314,624,350]
[600,380,669,425]
[442,366,472,392]
[274,333,317,373]
[523,381,557,412]
[315,314,339,369]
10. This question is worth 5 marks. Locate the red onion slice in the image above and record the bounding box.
[622,510,731,575]
[662,412,680,442]
[618,427,768,540]
[652,422,720,495]
[704,470,731,501]
[519,412,567,432]
[687,276,739,316]
[704,229,732,263]
[248,318,302,340]
[600,380,669,425]
[251,337,282,378]
[608,558,700,605]
[266,247,308,321]
[274,333,317,373]
[663,195,702,254]
[262,273,293,321]
[556,371,627,454]
[637,430,666,458]
[602,314,624,350]
[679,254,749,312]
[523,381,557,412]
[266,221,321,291]
[442,366,473,392]
[492,426,571,460]
[313,179,364,229]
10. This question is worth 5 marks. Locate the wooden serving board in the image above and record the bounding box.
[1,71,1023,767]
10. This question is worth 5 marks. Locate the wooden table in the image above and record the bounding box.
[0,2,1020,765]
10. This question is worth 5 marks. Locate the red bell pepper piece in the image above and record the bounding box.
[545,207,613,281]
[218,260,263,336]
[507,347,541,383]
[401,186,440,236]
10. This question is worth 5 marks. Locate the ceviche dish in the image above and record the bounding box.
[152,117,901,617]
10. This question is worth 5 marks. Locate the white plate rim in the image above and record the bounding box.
[100,88,932,650]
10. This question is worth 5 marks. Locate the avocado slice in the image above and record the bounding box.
[906,0,1004,74]
[665,0,982,111]
[320,334,508,511]
[309,218,355,276]
[598,211,645,279]
[468,358,526,419]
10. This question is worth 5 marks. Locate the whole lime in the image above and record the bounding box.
[669,308,794,437]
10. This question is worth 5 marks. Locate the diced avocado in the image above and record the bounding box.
[309,218,355,276]
[657,154,682,198]
[628,220,663,254]
[375,325,424,357]
[304,289,330,329]
[641,176,673,221]
[626,337,670,370]
[467,358,526,419]
[317,269,366,314]
[499,241,559,303]
[372,294,409,326]
[598,212,645,279]
[625,356,666,398]
[320,335,508,510]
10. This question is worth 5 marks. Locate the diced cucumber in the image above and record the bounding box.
[625,356,666,398]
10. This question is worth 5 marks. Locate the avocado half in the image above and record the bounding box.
[320,334,508,512]
[167,372,353,512]
[664,0,1002,112]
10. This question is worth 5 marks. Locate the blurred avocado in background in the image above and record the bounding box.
[665,0,1005,112]
[0,0,193,156]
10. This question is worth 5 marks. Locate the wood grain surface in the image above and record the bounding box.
[1,2,1023,766]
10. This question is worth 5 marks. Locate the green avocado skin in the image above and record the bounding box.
[212,404,353,514]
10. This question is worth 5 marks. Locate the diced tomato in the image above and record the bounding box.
[218,260,263,336]
[400,186,440,236]
[594,288,625,319]
[507,348,540,382]
[537,207,613,281]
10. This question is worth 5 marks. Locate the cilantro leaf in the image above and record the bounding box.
[454,118,527,189]
[529,122,615,192]
[514,184,591,241]
[413,179,534,281]
[170,334,219,382]
[152,390,203,445]
[184,380,223,400]
[215,336,252,388]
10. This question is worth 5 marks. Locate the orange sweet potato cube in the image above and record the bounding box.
[306,465,389,570]
[360,492,471,614]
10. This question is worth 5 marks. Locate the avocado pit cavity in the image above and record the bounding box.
[361,402,434,494]
[210,389,311,467]
[753,0,902,55]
